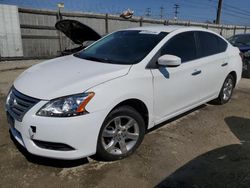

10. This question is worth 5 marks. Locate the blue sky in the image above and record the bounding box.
[1,0,250,25]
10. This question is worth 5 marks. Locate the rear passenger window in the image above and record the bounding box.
[161,31,197,63]
[197,31,227,58]
[218,37,228,52]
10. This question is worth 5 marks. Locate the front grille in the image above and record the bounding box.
[6,87,40,122]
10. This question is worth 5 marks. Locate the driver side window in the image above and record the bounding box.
[161,31,197,63]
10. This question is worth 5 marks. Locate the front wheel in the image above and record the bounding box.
[215,74,235,104]
[96,106,145,161]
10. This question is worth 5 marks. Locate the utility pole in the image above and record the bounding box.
[145,8,151,17]
[173,4,180,20]
[160,6,164,19]
[215,0,223,24]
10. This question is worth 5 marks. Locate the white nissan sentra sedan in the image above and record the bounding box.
[5,26,242,161]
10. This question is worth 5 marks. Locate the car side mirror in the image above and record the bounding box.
[158,55,181,67]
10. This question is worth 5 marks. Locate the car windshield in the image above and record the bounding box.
[74,30,168,65]
[228,34,250,47]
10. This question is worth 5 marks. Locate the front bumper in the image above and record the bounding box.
[7,100,107,160]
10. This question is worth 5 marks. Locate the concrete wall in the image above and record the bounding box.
[3,7,250,59]
[0,4,23,57]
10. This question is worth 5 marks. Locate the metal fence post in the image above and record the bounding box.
[233,26,236,35]
[105,14,109,34]
[139,17,143,27]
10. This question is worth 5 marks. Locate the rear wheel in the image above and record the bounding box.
[215,74,235,104]
[96,106,145,161]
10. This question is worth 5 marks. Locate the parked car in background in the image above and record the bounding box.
[5,26,242,161]
[55,19,101,55]
[228,33,250,78]
[228,33,250,53]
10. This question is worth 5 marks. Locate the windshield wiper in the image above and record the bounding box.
[83,57,112,63]
[83,56,117,64]
[84,56,105,62]
[74,53,127,64]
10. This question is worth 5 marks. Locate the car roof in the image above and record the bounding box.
[125,25,209,33]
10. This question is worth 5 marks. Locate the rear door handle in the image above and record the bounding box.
[221,62,228,67]
[192,70,202,76]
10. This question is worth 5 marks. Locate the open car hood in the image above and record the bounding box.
[55,19,101,45]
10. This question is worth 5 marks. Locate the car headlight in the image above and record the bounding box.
[36,92,94,117]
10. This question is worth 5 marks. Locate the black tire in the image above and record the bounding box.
[96,106,145,161]
[215,74,235,105]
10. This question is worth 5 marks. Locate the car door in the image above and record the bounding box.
[150,31,207,123]
[195,31,229,96]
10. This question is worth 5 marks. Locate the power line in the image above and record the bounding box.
[169,0,250,24]
[222,11,250,21]
[180,0,216,9]
[222,6,250,17]
[205,0,250,17]
[180,0,250,17]
[209,0,250,15]
[162,0,250,25]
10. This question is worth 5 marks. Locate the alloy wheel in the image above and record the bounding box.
[101,116,139,155]
[222,77,233,101]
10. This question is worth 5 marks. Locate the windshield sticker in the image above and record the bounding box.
[139,30,161,35]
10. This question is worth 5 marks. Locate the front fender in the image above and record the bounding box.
[85,69,154,129]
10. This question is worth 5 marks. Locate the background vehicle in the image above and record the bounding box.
[228,33,250,78]
[6,26,242,161]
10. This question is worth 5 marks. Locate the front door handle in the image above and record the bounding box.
[192,70,202,76]
[221,62,228,67]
